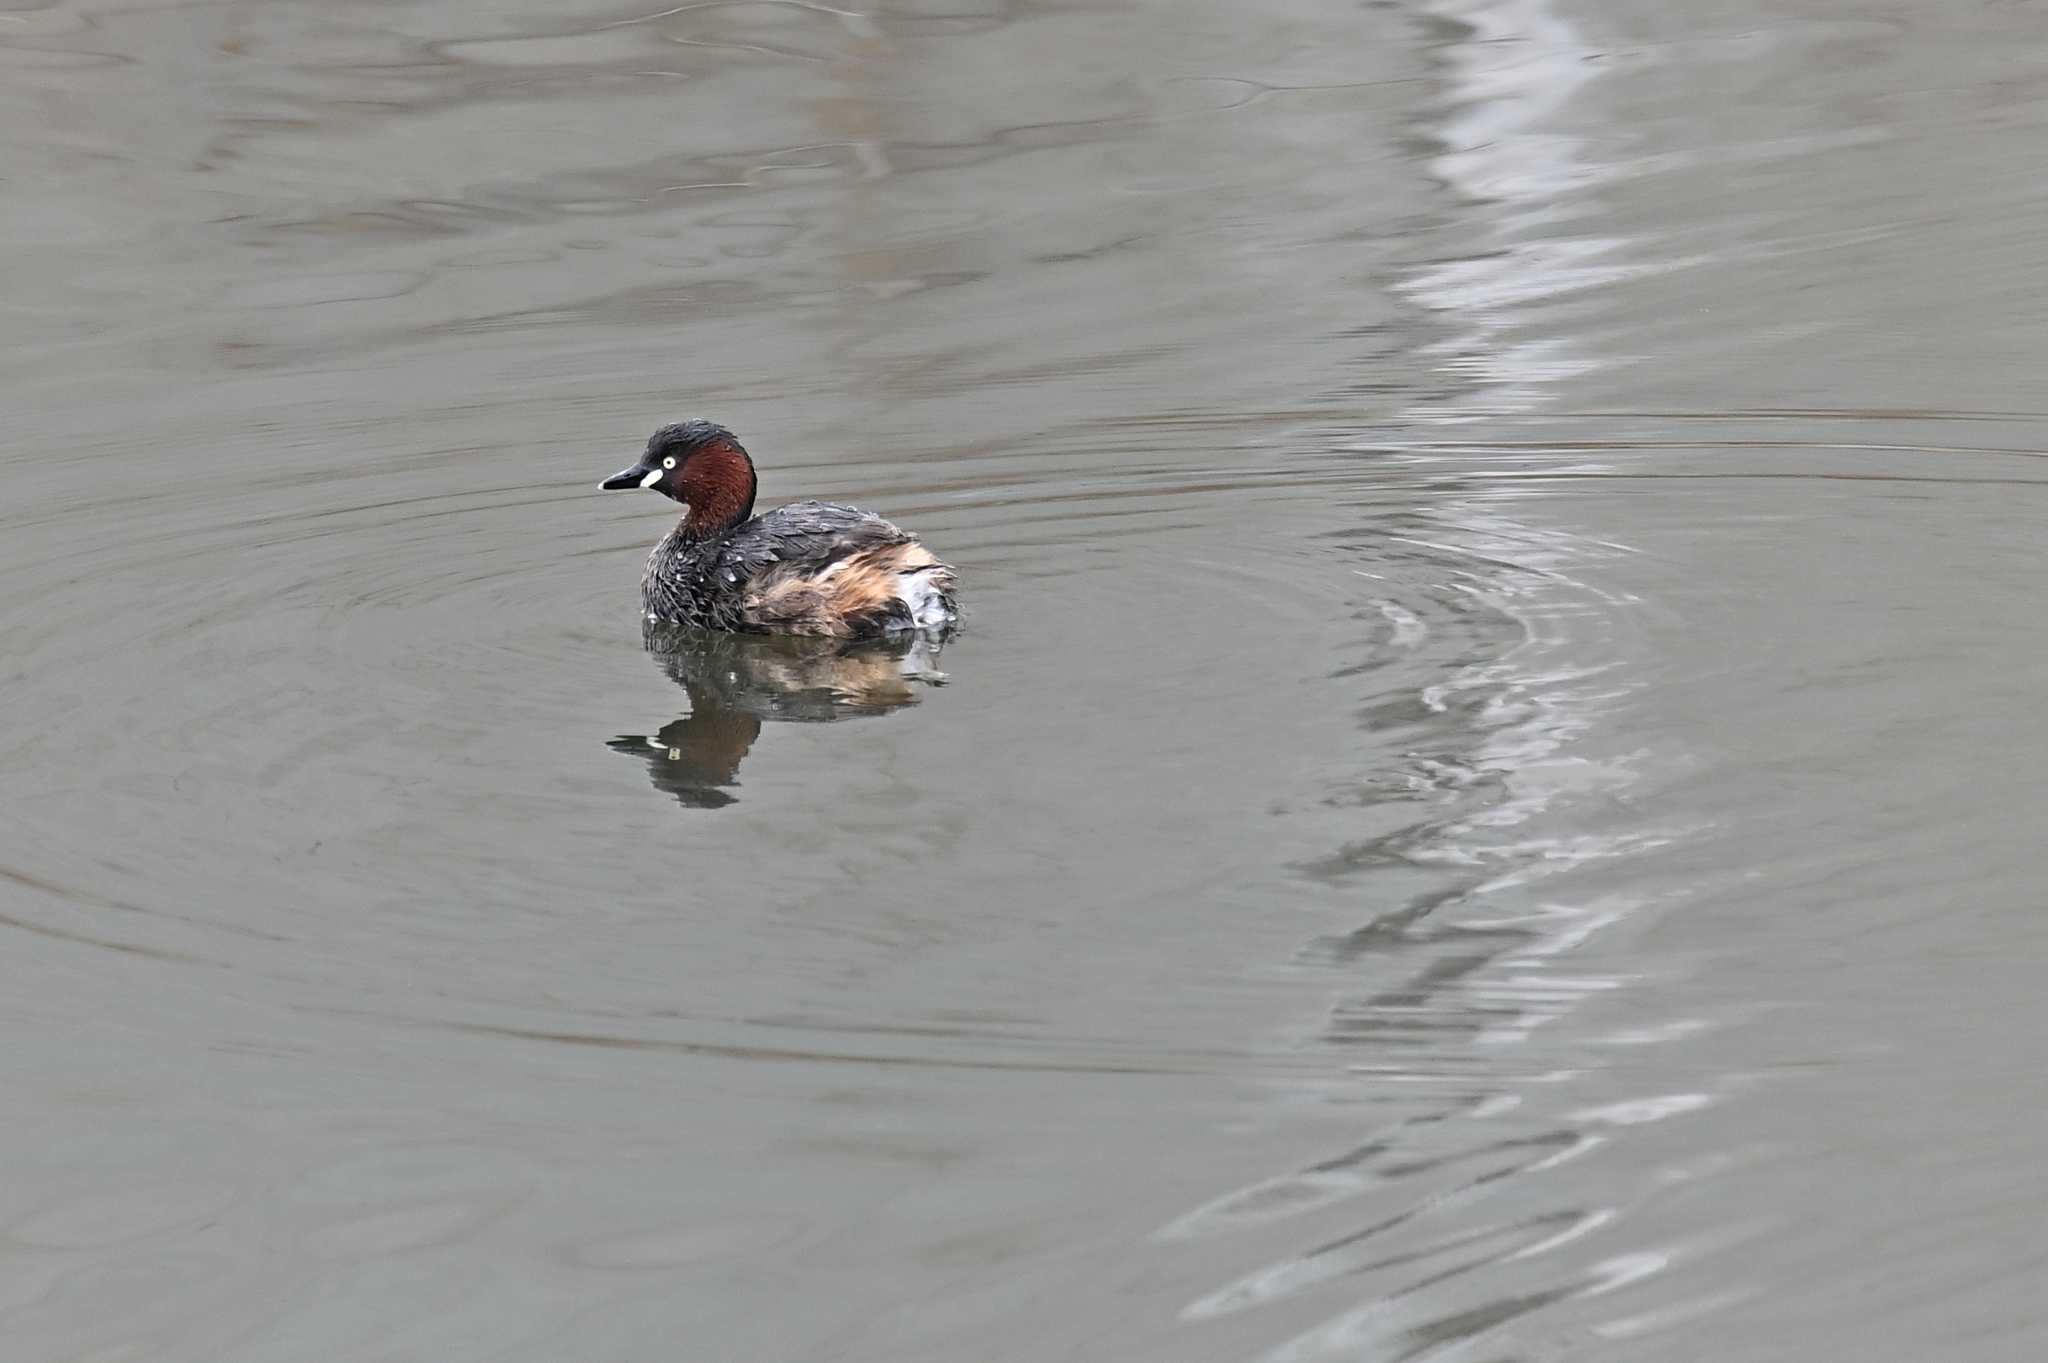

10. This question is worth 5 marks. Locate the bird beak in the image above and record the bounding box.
[601,464,661,491]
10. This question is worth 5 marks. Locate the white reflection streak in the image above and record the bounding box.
[1173,0,1721,1353]
[1400,0,1619,417]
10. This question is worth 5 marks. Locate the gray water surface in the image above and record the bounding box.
[5,0,2048,1359]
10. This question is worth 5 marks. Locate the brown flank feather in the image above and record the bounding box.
[744,542,946,638]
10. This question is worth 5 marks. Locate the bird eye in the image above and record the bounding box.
[662,456,677,469]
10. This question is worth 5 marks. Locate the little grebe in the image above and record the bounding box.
[601,420,958,638]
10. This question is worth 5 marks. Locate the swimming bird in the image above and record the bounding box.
[601,420,958,638]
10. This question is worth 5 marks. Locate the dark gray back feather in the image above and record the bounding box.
[642,501,920,633]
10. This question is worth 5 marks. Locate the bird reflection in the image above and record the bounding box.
[608,622,949,808]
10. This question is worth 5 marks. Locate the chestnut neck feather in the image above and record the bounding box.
[676,438,757,539]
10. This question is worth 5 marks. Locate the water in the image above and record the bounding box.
[4,0,2047,1358]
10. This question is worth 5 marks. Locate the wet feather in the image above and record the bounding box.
[643,500,958,638]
